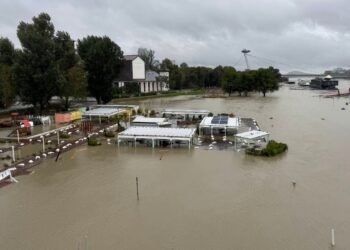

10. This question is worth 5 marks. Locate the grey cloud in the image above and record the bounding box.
[1,0,350,72]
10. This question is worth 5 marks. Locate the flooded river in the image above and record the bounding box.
[1,80,350,249]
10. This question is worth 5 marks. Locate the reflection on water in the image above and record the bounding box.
[0,80,350,249]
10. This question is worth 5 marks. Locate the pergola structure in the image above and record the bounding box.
[234,130,269,149]
[83,108,127,123]
[118,126,196,148]
[199,116,240,136]
[161,109,210,120]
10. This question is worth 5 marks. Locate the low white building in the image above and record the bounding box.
[199,116,240,136]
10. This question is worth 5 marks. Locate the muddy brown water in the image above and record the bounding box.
[1,80,350,250]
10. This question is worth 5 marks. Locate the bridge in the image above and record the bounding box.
[282,74,350,79]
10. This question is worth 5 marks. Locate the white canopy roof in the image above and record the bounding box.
[119,126,196,139]
[83,108,126,117]
[199,116,240,128]
[132,116,168,124]
[235,130,269,139]
[90,104,139,111]
[161,108,210,115]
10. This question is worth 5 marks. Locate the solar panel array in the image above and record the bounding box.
[211,116,229,125]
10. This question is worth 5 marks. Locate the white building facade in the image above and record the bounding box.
[115,55,169,93]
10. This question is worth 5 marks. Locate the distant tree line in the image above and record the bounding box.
[137,51,280,96]
[0,12,281,114]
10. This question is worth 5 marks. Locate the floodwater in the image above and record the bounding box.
[1,79,350,250]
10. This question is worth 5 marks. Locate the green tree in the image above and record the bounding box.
[0,37,16,108]
[255,68,279,97]
[13,13,58,114]
[0,65,16,108]
[0,37,15,65]
[54,31,87,110]
[138,48,159,71]
[61,64,88,109]
[78,36,123,104]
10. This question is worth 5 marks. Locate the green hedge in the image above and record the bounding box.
[246,140,288,157]
[87,136,101,146]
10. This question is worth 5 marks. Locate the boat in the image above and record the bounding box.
[310,75,338,89]
[286,81,295,84]
[297,79,310,86]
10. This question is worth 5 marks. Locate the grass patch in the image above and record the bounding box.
[246,140,288,157]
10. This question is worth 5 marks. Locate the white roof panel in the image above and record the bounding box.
[235,130,269,139]
[161,109,210,115]
[132,116,167,124]
[199,116,240,127]
[119,126,196,138]
[83,108,125,117]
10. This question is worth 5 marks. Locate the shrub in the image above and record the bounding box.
[246,140,288,157]
[208,112,213,117]
[104,130,115,138]
[87,136,101,146]
[150,110,156,117]
[109,116,118,123]
[117,125,125,132]
[60,132,70,139]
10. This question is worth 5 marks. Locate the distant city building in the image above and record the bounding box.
[114,55,169,93]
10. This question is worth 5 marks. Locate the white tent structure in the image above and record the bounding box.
[131,116,171,127]
[118,126,196,148]
[234,130,269,149]
[83,108,127,123]
[90,104,139,112]
[199,116,240,136]
[161,109,210,119]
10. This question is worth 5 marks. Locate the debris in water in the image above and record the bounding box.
[321,118,325,120]
[269,117,273,119]
[292,181,296,188]
[341,107,345,110]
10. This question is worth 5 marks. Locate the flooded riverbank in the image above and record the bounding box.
[0,80,350,249]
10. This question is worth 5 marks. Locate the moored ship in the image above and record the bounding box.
[310,75,338,89]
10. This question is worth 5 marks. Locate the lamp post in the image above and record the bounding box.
[41,136,45,152]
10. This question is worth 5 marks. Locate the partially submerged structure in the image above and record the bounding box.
[199,116,240,136]
[131,116,171,127]
[83,107,127,123]
[118,126,196,148]
[161,109,210,120]
[234,130,269,149]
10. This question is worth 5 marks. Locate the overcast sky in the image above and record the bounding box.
[1,0,349,73]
